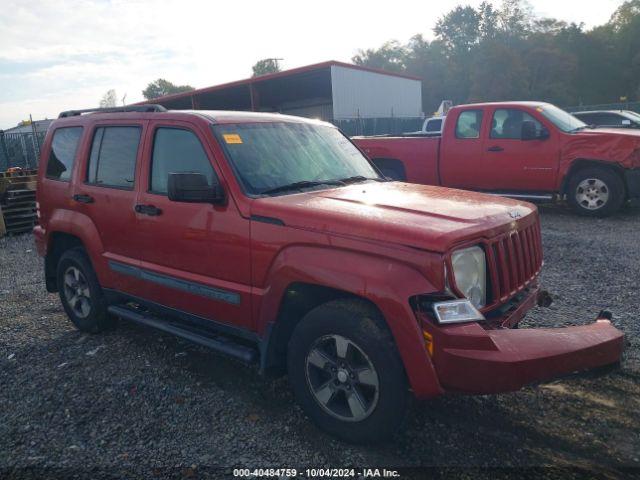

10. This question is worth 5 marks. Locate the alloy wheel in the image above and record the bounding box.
[62,266,92,318]
[304,334,379,422]
[576,178,609,210]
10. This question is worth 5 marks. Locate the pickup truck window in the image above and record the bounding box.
[150,127,215,195]
[455,110,483,139]
[45,127,83,182]
[213,122,379,196]
[538,104,585,132]
[87,126,140,189]
[490,109,543,139]
[425,118,442,132]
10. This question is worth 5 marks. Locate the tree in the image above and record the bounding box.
[352,41,407,72]
[99,89,117,108]
[142,79,194,100]
[251,58,282,77]
[434,6,481,54]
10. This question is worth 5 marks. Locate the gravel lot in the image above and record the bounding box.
[1,205,639,479]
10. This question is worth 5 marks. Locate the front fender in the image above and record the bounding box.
[257,245,444,398]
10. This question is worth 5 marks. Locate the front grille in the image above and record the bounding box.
[487,221,543,304]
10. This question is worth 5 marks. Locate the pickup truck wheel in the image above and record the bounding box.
[56,247,115,333]
[567,167,625,217]
[287,299,409,443]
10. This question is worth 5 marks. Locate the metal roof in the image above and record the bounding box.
[136,60,421,106]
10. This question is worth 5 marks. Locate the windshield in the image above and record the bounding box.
[623,111,640,122]
[213,122,380,196]
[538,104,586,132]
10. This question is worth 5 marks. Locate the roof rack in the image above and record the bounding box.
[58,104,167,118]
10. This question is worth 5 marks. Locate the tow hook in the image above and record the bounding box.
[537,290,553,308]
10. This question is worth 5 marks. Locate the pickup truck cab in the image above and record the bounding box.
[34,106,624,443]
[354,102,640,217]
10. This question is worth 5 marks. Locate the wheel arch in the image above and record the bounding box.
[370,158,407,181]
[560,159,627,197]
[256,245,443,398]
[44,231,86,292]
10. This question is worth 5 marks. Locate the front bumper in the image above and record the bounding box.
[419,296,624,395]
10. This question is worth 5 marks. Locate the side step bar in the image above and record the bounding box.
[108,305,258,364]
[487,192,555,202]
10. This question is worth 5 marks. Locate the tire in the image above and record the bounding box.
[56,247,115,333]
[567,167,625,217]
[287,299,409,443]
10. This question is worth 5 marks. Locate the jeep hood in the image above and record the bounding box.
[251,182,537,253]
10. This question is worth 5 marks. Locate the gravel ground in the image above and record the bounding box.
[1,205,639,479]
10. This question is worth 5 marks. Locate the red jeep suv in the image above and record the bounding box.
[34,105,624,443]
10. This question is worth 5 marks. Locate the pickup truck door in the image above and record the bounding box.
[480,107,558,192]
[130,120,252,330]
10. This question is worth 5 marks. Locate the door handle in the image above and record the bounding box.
[72,194,94,204]
[134,204,162,216]
[487,146,504,152]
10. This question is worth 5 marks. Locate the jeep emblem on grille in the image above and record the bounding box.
[509,210,522,219]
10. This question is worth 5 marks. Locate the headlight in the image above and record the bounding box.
[451,245,486,308]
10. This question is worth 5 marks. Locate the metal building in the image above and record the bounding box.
[139,61,423,134]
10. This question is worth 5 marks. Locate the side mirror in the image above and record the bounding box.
[521,121,549,141]
[167,172,225,204]
[622,119,632,126]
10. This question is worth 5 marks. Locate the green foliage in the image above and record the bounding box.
[142,79,194,100]
[99,89,117,108]
[352,0,640,114]
[252,59,282,77]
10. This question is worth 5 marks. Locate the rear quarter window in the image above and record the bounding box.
[45,127,83,181]
[455,110,483,139]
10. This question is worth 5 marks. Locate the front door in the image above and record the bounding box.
[480,107,558,191]
[132,120,252,330]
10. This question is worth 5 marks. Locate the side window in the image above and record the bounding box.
[490,109,543,139]
[86,126,141,189]
[600,114,625,126]
[150,128,215,194]
[455,110,483,139]
[45,127,83,181]
[426,119,442,132]
[578,113,596,124]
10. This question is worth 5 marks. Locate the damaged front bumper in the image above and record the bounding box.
[419,290,625,395]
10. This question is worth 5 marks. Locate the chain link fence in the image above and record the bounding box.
[0,131,46,171]
[565,102,640,114]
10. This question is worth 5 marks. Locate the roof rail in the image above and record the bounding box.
[58,104,167,118]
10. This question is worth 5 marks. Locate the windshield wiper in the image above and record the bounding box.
[335,175,386,184]
[260,180,345,196]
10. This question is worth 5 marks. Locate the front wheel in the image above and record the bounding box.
[567,167,625,217]
[287,299,409,443]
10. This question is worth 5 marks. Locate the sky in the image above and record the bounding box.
[0,0,626,129]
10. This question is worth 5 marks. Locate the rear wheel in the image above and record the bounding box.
[287,299,409,443]
[56,247,115,333]
[567,167,625,217]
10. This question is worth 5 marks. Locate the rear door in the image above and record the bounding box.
[72,120,147,296]
[131,119,252,330]
[481,107,558,191]
[439,108,486,189]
